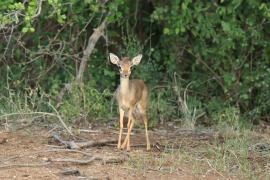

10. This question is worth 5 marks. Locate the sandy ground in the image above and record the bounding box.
[1,124,268,180]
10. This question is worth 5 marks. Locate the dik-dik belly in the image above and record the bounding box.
[119,99,132,112]
[118,96,138,112]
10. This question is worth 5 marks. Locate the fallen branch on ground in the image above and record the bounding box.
[50,157,98,164]
[101,156,127,164]
[49,155,127,165]
[0,147,126,167]
[78,129,102,133]
[61,169,81,176]
[51,132,117,149]
[0,162,51,169]
[0,148,92,163]
[46,148,93,157]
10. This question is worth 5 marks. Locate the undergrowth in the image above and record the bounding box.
[0,78,252,131]
[59,82,115,123]
[126,129,270,179]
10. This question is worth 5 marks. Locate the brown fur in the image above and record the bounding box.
[110,53,150,151]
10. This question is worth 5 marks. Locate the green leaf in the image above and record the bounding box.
[221,21,230,33]
[163,27,170,35]
[22,27,28,33]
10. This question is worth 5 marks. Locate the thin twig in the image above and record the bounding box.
[49,102,73,135]
[45,148,93,157]
[185,47,225,90]
[50,157,98,164]
[0,111,73,135]
[78,129,102,133]
[206,159,226,178]
[32,0,44,18]
[50,155,127,165]
[0,162,51,169]
[0,148,93,163]
[132,0,139,31]
[3,25,14,56]
[51,132,117,149]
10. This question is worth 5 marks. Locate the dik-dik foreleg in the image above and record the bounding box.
[121,107,134,150]
[117,108,125,149]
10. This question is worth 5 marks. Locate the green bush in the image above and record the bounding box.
[0,0,269,128]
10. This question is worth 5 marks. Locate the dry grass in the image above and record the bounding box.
[0,125,269,179]
[123,128,270,179]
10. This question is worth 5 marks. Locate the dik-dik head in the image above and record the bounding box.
[109,53,142,78]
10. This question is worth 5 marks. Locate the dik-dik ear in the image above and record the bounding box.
[109,53,120,66]
[131,54,142,66]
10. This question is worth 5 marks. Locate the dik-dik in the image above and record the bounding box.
[109,53,150,151]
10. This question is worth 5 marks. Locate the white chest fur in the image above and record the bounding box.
[117,78,132,111]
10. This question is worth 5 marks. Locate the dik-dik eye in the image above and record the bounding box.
[119,68,123,72]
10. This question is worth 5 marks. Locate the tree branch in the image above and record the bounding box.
[76,18,107,84]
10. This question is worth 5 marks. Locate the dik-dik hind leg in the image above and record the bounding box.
[117,108,125,149]
[143,114,151,150]
[138,104,150,150]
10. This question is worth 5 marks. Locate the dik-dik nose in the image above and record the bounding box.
[121,70,130,78]
[122,73,129,78]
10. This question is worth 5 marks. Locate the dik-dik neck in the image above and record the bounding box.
[119,77,130,95]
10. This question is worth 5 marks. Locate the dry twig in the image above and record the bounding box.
[61,169,81,176]
[51,132,117,149]
[50,157,98,164]
[0,111,73,135]
[0,162,50,169]
[49,155,127,165]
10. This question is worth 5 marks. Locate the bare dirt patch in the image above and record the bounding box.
[0,125,269,180]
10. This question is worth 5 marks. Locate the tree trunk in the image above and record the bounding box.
[76,18,107,84]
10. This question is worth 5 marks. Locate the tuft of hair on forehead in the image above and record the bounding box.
[120,57,132,65]
[121,57,131,61]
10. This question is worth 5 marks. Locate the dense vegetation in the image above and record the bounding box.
[0,0,269,128]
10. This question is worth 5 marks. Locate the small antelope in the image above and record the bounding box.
[109,53,150,151]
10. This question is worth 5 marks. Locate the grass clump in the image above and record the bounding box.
[59,82,115,124]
